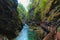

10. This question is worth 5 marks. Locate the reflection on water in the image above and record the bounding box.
[15,24,29,40]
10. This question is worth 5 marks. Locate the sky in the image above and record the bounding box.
[18,0,30,11]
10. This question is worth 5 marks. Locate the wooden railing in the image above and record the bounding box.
[43,27,56,40]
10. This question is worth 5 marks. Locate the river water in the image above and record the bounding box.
[15,24,29,40]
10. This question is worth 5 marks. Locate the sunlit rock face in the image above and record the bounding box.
[0,0,23,39]
[16,24,29,40]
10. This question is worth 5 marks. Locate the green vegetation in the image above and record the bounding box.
[17,3,27,22]
[57,27,60,32]
[27,0,60,40]
[0,0,60,40]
